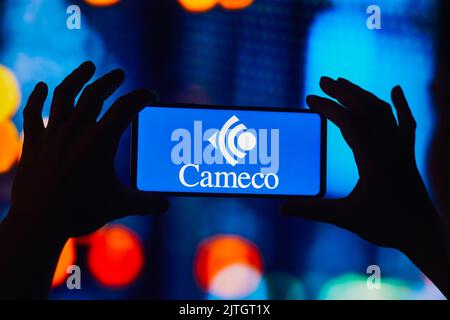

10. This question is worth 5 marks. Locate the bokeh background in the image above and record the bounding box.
[0,0,447,299]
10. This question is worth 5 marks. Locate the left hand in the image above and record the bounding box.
[9,61,169,241]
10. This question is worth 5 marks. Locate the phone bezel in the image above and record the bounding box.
[131,103,327,198]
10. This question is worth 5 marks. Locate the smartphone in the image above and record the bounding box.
[131,104,326,198]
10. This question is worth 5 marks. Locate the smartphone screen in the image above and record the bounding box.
[132,105,326,197]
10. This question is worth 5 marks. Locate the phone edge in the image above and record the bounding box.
[130,103,327,199]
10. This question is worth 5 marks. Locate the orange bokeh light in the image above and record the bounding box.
[219,0,254,10]
[88,225,144,288]
[178,0,254,12]
[0,121,21,173]
[52,238,76,287]
[178,0,218,13]
[16,132,24,162]
[0,65,21,122]
[84,0,120,7]
[194,234,263,291]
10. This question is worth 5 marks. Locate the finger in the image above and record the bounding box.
[319,76,362,112]
[306,95,351,129]
[72,69,125,124]
[336,78,384,107]
[23,82,48,140]
[281,198,346,226]
[320,77,394,121]
[391,86,416,155]
[337,78,397,125]
[116,191,170,217]
[391,85,416,132]
[47,61,96,129]
[98,89,158,143]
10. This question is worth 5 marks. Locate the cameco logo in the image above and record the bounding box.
[208,115,256,166]
[171,115,280,190]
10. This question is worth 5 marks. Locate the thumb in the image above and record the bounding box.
[281,198,346,225]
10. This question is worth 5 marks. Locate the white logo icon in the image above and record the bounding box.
[208,115,257,166]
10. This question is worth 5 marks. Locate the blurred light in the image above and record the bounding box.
[84,0,120,7]
[0,65,21,122]
[220,0,254,10]
[177,0,254,13]
[0,121,21,173]
[52,238,76,288]
[1,0,109,132]
[304,7,435,196]
[194,234,263,299]
[88,224,144,288]
[407,277,446,300]
[16,131,24,161]
[209,264,261,299]
[178,0,218,13]
[319,273,411,300]
[211,272,270,300]
[263,272,306,300]
[330,0,435,14]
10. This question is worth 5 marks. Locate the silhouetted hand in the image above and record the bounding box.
[10,61,168,239]
[282,77,450,297]
[0,61,168,298]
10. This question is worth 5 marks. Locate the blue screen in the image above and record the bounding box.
[136,106,323,196]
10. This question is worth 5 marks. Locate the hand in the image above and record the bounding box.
[8,61,169,241]
[282,77,446,253]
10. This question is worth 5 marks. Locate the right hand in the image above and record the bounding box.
[282,77,444,252]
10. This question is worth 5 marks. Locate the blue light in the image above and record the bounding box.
[330,0,435,14]
[0,0,114,131]
[303,7,435,196]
